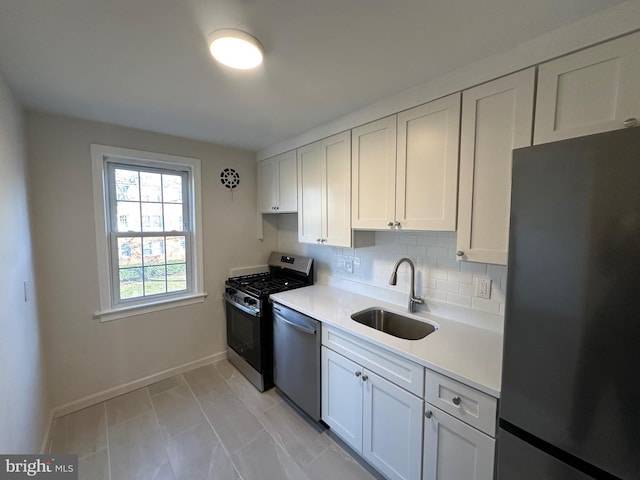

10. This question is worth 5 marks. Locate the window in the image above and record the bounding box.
[91,144,205,321]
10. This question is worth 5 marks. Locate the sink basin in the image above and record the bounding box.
[350,307,437,340]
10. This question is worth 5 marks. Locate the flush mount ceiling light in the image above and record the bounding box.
[208,29,264,70]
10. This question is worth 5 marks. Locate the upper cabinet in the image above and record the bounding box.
[534,32,640,144]
[457,69,535,265]
[352,93,461,231]
[258,150,297,213]
[297,132,352,247]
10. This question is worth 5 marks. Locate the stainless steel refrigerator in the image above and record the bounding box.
[498,127,640,480]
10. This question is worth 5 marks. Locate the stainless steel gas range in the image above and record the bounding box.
[224,252,313,391]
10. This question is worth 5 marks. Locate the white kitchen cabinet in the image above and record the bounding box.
[258,150,297,213]
[457,68,535,265]
[322,343,423,480]
[423,405,495,480]
[352,93,460,231]
[396,94,461,231]
[363,369,423,480]
[297,132,352,247]
[351,115,397,229]
[534,31,640,145]
[423,370,497,480]
[321,346,363,450]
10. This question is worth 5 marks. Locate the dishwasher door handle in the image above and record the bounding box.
[275,314,316,335]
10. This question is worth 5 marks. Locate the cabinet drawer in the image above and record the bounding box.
[425,370,497,437]
[323,326,424,397]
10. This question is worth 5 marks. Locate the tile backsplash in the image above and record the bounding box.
[276,214,507,322]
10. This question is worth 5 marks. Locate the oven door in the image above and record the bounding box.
[225,298,264,373]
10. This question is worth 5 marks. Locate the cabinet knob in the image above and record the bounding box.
[456,251,464,257]
[624,118,638,128]
[355,371,362,377]
[452,396,461,406]
[393,221,401,229]
[387,222,394,228]
[425,410,433,419]
[316,239,322,243]
[362,375,369,382]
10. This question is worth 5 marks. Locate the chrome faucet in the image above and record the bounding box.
[389,258,424,313]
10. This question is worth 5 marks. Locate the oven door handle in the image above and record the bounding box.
[274,313,316,335]
[225,296,260,317]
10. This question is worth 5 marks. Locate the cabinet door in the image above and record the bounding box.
[352,116,397,229]
[324,131,352,247]
[423,405,495,480]
[396,93,461,231]
[321,347,363,452]
[534,32,640,145]
[258,157,278,213]
[297,141,324,244]
[457,68,535,265]
[363,369,423,480]
[277,151,298,212]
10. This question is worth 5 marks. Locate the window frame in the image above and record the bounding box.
[91,144,206,322]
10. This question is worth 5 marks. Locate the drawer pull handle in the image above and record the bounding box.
[355,371,362,377]
[425,410,433,419]
[362,375,368,382]
[452,396,461,406]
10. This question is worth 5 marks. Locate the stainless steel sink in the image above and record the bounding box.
[350,307,437,340]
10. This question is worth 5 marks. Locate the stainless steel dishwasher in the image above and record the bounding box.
[272,302,321,421]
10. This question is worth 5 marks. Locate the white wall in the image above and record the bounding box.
[0,74,49,452]
[26,111,278,410]
[277,214,506,331]
[258,1,640,159]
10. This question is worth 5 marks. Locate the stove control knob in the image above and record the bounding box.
[225,287,237,295]
[244,297,257,306]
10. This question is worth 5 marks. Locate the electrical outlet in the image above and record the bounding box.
[475,277,491,299]
[345,260,353,274]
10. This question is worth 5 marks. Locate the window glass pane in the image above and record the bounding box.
[140,172,162,202]
[164,204,183,232]
[144,266,166,295]
[115,169,140,201]
[116,201,141,232]
[167,264,187,292]
[166,236,186,264]
[162,174,183,203]
[118,237,142,268]
[141,203,164,231]
[119,267,143,299]
[143,237,165,266]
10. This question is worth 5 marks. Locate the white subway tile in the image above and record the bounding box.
[447,293,473,308]
[460,262,488,274]
[437,280,460,293]
[427,246,449,258]
[471,297,501,315]
[460,284,474,296]
[425,289,447,302]
[448,270,473,285]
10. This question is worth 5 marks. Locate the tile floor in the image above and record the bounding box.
[48,359,383,480]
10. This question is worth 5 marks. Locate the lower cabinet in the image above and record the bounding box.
[322,346,423,480]
[423,404,495,480]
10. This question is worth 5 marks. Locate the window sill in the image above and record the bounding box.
[94,293,208,322]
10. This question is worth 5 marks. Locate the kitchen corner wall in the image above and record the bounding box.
[277,214,507,324]
[26,111,278,410]
[0,73,49,452]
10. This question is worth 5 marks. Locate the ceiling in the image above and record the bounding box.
[0,0,627,152]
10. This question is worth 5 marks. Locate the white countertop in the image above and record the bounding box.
[270,285,503,397]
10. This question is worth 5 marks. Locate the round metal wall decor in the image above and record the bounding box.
[220,167,240,190]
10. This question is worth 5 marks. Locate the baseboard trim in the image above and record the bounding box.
[50,350,227,420]
[39,408,55,454]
